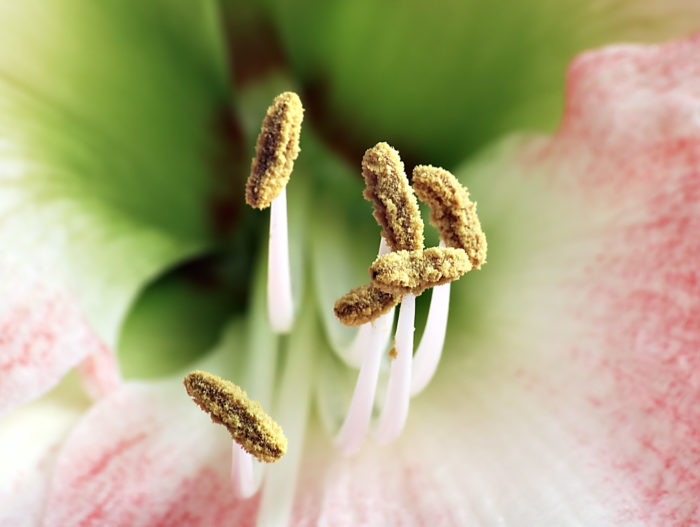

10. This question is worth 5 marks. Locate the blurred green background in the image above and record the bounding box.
[1,0,696,376]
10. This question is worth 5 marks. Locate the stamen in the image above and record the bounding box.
[388,345,398,359]
[362,142,424,251]
[374,294,415,444]
[231,442,258,499]
[412,165,487,268]
[246,92,304,334]
[370,246,471,296]
[184,370,288,463]
[267,187,294,333]
[411,242,451,396]
[334,312,393,456]
[334,283,399,327]
[341,237,395,367]
[246,92,304,210]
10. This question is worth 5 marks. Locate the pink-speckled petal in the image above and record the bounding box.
[0,383,88,527]
[76,341,122,401]
[290,36,700,526]
[43,381,258,527]
[532,35,700,526]
[0,270,109,415]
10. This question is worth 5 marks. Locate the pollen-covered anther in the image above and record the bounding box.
[246,91,304,210]
[362,142,424,251]
[184,370,287,463]
[412,165,487,269]
[334,283,400,327]
[370,246,471,296]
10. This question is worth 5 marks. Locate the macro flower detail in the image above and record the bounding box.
[184,370,287,463]
[361,142,424,253]
[332,141,487,456]
[247,91,305,334]
[245,91,304,210]
[412,164,487,269]
[1,2,700,526]
[333,284,399,327]
[369,246,471,296]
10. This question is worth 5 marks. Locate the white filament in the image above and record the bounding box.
[374,294,415,444]
[230,443,258,499]
[334,309,394,456]
[267,188,294,333]
[339,237,394,368]
[411,241,451,395]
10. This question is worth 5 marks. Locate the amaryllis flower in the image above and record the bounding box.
[1,2,700,526]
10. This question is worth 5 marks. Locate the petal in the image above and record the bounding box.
[293,35,700,525]
[43,380,259,527]
[0,379,89,527]
[0,270,110,413]
[0,2,230,410]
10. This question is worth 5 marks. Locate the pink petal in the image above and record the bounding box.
[0,385,88,526]
[522,35,700,524]
[292,35,700,526]
[0,269,109,415]
[43,381,258,527]
[76,340,121,401]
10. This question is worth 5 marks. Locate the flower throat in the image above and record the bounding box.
[183,91,487,498]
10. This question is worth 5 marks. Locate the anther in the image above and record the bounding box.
[369,246,471,296]
[184,370,288,463]
[334,284,400,327]
[412,165,487,269]
[362,143,424,251]
[246,92,304,210]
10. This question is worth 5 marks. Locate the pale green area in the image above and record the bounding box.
[0,2,234,348]
[117,266,238,378]
[262,0,696,166]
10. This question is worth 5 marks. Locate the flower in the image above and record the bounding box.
[1,2,700,526]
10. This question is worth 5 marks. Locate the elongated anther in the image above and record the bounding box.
[412,165,487,269]
[334,283,400,326]
[362,142,424,251]
[370,247,471,296]
[184,370,288,463]
[246,92,304,210]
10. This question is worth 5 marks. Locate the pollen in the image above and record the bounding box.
[184,370,288,463]
[369,246,471,296]
[412,165,487,269]
[362,142,424,251]
[246,91,304,210]
[388,345,398,359]
[334,283,400,326]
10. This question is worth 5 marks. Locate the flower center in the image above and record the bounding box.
[182,92,487,500]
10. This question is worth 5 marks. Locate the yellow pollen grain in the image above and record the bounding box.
[388,345,398,359]
[333,283,400,326]
[246,91,304,210]
[412,165,487,269]
[362,142,424,251]
[369,246,471,296]
[183,370,287,463]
